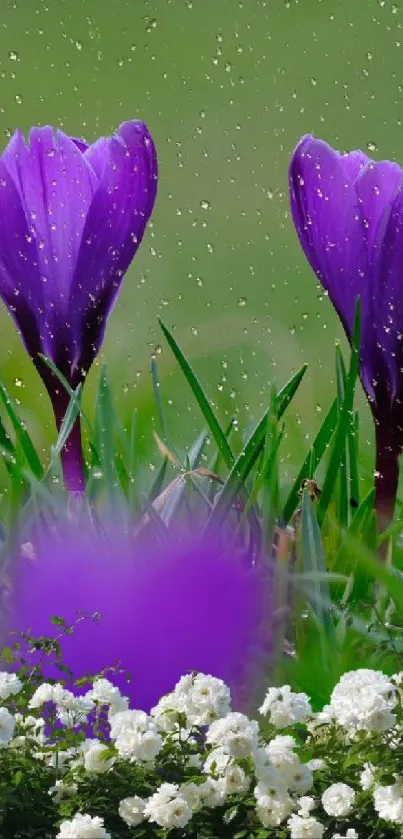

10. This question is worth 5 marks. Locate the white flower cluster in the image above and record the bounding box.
[328,669,397,732]
[151,672,231,728]
[5,666,403,836]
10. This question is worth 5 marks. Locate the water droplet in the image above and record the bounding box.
[15,94,22,105]
[14,378,23,388]
[237,296,247,307]
[146,17,157,32]
[200,199,211,210]
[367,141,378,152]
[8,50,18,61]
[75,40,83,51]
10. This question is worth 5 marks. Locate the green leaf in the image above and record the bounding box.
[93,365,117,493]
[317,300,360,526]
[277,363,308,419]
[300,491,332,623]
[283,398,338,523]
[205,365,307,534]
[0,379,43,479]
[52,384,82,456]
[159,318,234,468]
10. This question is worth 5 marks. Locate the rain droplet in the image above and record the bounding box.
[146,17,157,32]
[200,199,211,210]
[14,378,23,388]
[75,40,83,51]
[237,296,247,307]
[8,50,18,61]
[367,141,378,152]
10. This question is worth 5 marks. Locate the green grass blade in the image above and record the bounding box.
[276,363,308,419]
[93,365,118,496]
[348,409,360,510]
[335,344,349,528]
[158,318,234,469]
[204,365,308,535]
[300,491,331,620]
[159,430,207,525]
[52,385,82,456]
[317,301,360,526]
[283,398,338,523]
[39,354,93,433]
[0,380,43,479]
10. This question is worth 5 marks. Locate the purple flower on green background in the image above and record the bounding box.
[10,524,271,712]
[289,134,403,529]
[0,121,157,490]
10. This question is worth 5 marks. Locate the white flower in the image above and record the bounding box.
[0,672,22,700]
[224,763,250,794]
[28,683,55,708]
[322,783,355,817]
[28,682,93,726]
[152,673,231,729]
[307,758,326,771]
[48,780,78,803]
[82,739,114,774]
[182,673,231,725]
[287,763,313,794]
[0,707,15,746]
[266,736,300,780]
[287,814,325,838]
[206,712,259,757]
[109,708,163,763]
[206,756,250,795]
[87,678,128,715]
[360,762,375,791]
[329,670,397,732]
[115,727,162,763]
[264,735,312,793]
[144,783,192,829]
[180,782,203,810]
[255,791,293,827]
[56,812,111,838]
[374,782,403,824]
[151,692,186,732]
[55,689,94,727]
[332,830,359,839]
[198,777,226,808]
[204,746,231,775]
[297,796,315,817]
[254,775,289,801]
[259,685,312,727]
[118,796,146,827]
[47,747,78,774]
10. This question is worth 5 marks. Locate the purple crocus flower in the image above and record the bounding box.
[289,134,403,529]
[0,121,157,491]
[9,524,270,711]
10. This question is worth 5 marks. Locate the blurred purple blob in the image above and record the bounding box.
[9,524,271,711]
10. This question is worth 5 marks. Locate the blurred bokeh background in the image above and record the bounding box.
[0,0,400,494]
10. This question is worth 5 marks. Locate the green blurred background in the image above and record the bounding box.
[0,0,400,495]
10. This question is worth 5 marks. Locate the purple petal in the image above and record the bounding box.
[356,160,403,251]
[69,120,157,373]
[340,149,370,182]
[10,530,269,711]
[1,127,98,362]
[289,135,368,337]
[0,153,45,358]
[366,187,403,401]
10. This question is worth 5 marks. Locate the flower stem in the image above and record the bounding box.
[374,420,402,537]
[52,391,86,493]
